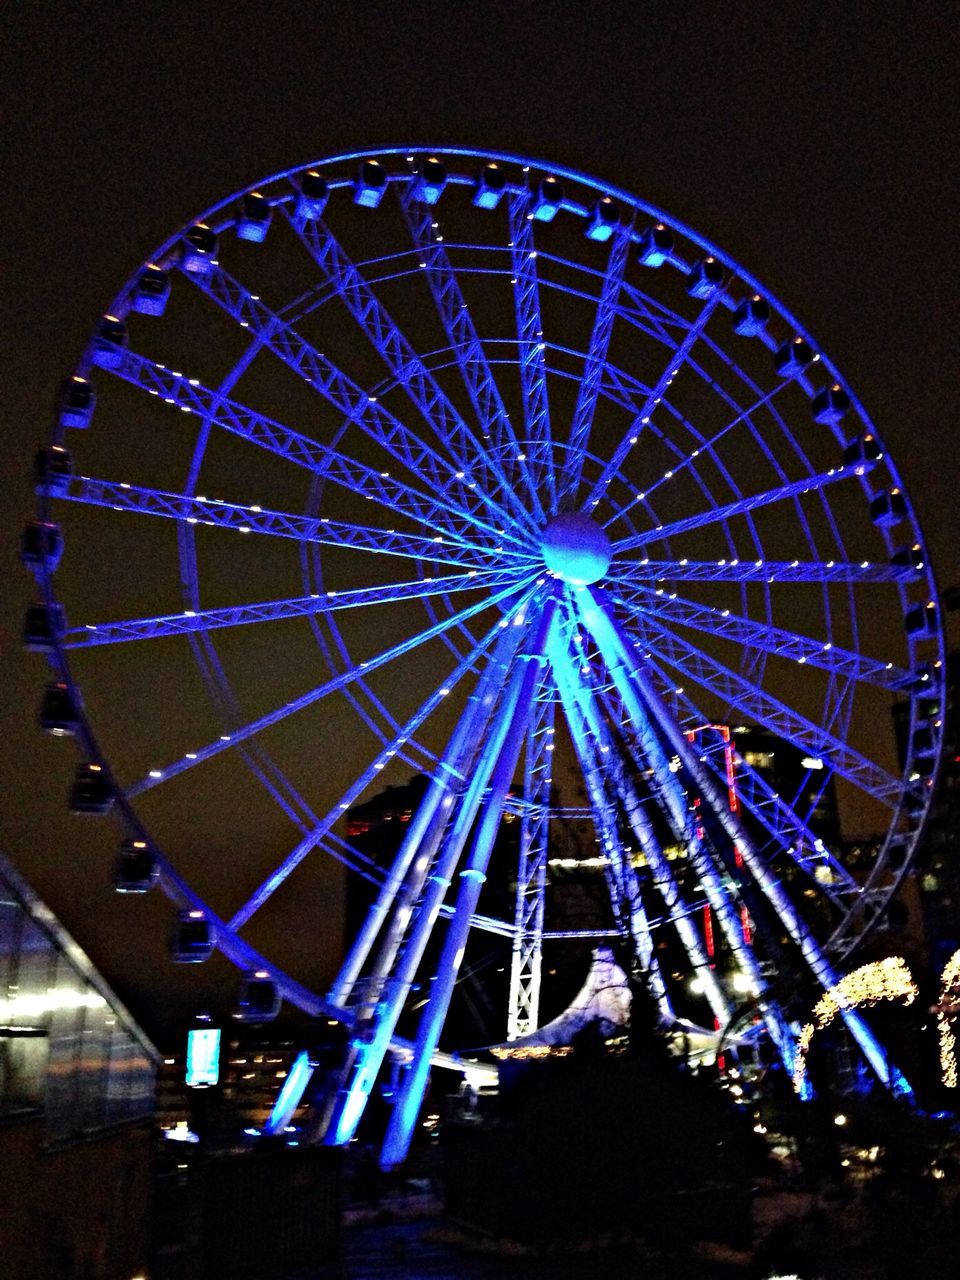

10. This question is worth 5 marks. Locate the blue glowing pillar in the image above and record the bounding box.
[329,607,529,1007]
[573,592,798,1078]
[546,619,674,1022]
[380,597,557,1167]
[549,617,728,1025]
[325,605,551,1148]
[264,1050,315,1136]
[583,588,911,1098]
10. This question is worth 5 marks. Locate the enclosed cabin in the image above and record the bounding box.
[236,970,282,1023]
[585,197,619,242]
[38,681,81,737]
[91,316,128,370]
[687,256,725,299]
[20,520,63,573]
[34,444,73,496]
[59,376,96,428]
[180,223,218,274]
[236,191,272,243]
[411,157,447,206]
[774,336,816,378]
[891,544,925,576]
[171,910,215,963]
[23,601,65,652]
[905,600,939,640]
[870,487,908,528]
[531,176,563,222]
[353,160,387,209]
[812,384,850,425]
[637,223,674,267]
[113,839,160,893]
[733,294,769,337]
[473,162,508,210]
[70,763,114,815]
[843,434,883,473]
[132,265,171,316]
[295,170,329,221]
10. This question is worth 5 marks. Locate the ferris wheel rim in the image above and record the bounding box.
[30,144,947,1066]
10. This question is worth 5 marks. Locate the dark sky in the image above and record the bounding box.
[1,2,958,1040]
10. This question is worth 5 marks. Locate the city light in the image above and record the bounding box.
[0,986,107,1019]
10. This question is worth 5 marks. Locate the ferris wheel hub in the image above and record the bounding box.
[541,512,613,584]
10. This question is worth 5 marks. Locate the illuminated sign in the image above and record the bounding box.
[186,1027,220,1088]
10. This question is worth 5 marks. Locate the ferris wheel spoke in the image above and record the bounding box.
[185,264,529,551]
[507,671,556,1038]
[228,600,532,932]
[59,471,527,571]
[381,598,559,1165]
[591,661,800,1069]
[591,604,911,1093]
[329,598,537,1012]
[508,193,556,517]
[611,605,901,807]
[62,568,522,649]
[558,229,632,504]
[124,575,534,798]
[601,379,793,531]
[610,579,909,689]
[548,612,732,1028]
[284,205,538,539]
[613,558,912,585]
[549,624,674,1022]
[612,462,863,555]
[583,294,723,513]
[397,181,545,520]
[637,650,861,901]
[103,350,509,555]
[581,610,784,999]
[331,597,556,1154]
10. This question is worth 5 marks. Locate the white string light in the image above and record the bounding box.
[793,956,918,1094]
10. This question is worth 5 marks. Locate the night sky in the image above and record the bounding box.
[2,2,958,1042]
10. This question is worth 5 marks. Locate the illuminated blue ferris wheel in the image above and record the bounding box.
[25,147,945,1164]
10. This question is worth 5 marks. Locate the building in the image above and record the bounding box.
[0,850,159,1280]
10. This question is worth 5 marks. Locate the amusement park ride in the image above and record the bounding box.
[23,148,947,1165]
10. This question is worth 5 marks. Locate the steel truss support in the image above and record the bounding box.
[506,679,555,1039]
[398,180,543,518]
[329,604,531,1007]
[125,577,532,797]
[559,228,631,504]
[183,265,530,552]
[625,611,901,805]
[380,597,558,1167]
[577,608,799,1077]
[285,206,537,537]
[612,581,908,689]
[612,462,862,555]
[508,192,556,513]
[547,617,673,1023]
[64,568,520,649]
[635,652,861,900]
[580,587,912,1097]
[612,559,912,586]
[229,604,531,933]
[548,610,730,1028]
[104,350,512,558]
[323,598,554,1149]
[582,295,721,513]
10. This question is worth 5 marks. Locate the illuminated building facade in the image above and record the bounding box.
[0,851,158,1279]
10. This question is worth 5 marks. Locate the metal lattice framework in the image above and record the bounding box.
[27,147,946,1166]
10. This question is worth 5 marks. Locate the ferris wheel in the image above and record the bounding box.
[24,146,945,1164]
